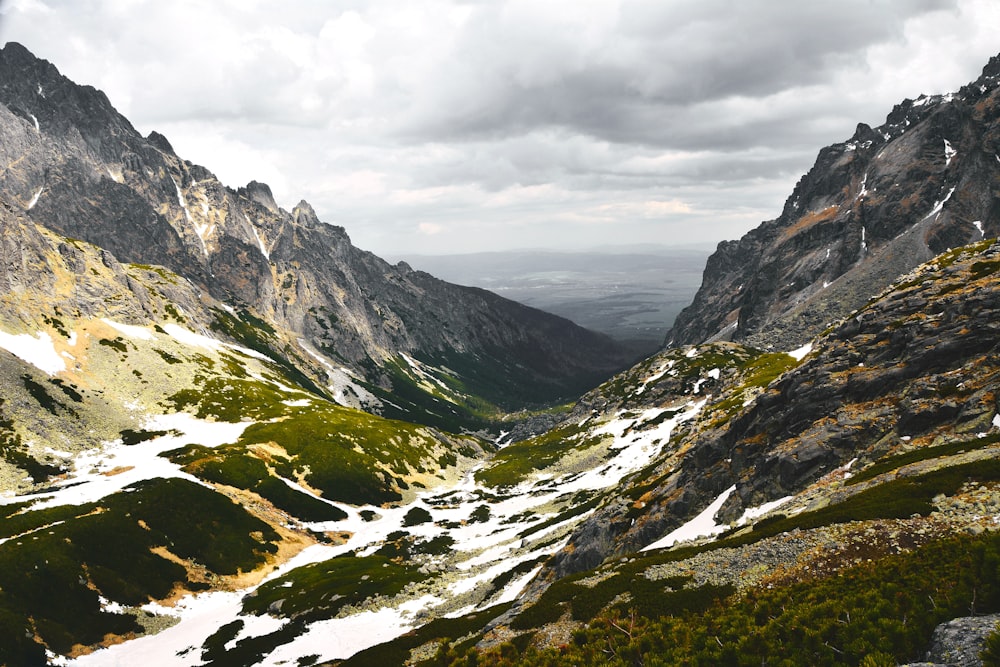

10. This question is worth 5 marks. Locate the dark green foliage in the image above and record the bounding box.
[119,428,169,445]
[481,556,549,601]
[445,532,1000,666]
[512,568,730,631]
[468,504,491,523]
[0,478,280,658]
[165,386,475,507]
[169,444,348,522]
[163,303,185,322]
[21,374,67,415]
[374,531,453,559]
[43,314,69,338]
[164,376,294,422]
[154,348,182,364]
[755,457,1000,536]
[362,357,496,434]
[517,494,604,540]
[848,433,1000,485]
[340,603,513,667]
[970,259,1000,278]
[49,378,83,402]
[476,423,600,488]
[243,554,422,621]
[98,336,129,353]
[404,506,433,526]
[208,307,327,399]
[0,403,61,482]
[200,618,308,667]
[234,405,450,505]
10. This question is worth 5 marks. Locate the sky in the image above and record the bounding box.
[1,0,999,258]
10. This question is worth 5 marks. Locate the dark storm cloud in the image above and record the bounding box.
[402,0,958,150]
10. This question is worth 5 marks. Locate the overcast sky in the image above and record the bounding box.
[1,0,999,258]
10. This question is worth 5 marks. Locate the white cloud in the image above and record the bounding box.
[0,0,997,256]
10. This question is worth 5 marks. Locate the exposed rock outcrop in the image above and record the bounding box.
[669,56,1000,351]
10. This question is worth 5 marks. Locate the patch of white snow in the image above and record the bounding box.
[641,485,737,551]
[27,186,43,209]
[0,330,65,375]
[737,495,794,526]
[788,342,812,361]
[101,319,155,340]
[250,225,270,260]
[944,139,957,167]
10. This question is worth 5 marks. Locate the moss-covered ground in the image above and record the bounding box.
[243,553,423,620]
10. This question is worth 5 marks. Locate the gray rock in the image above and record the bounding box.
[924,613,1000,667]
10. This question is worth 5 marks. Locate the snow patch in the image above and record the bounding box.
[635,360,674,395]
[974,220,984,237]
[298,341,380,409]
[642,485,736,551]
[162,323,224,352]
[28,113,40,133]
[250,225,270,260]
[923,187,956,222]
[101,319,155,341]
[26,186,43,210]
[737,495,794,526]
[943,139,957,167]
[788,342,812,361]
[0,414,251,511]
[855,173,868,201]
[163,323,271,362]
[0,330,65,375]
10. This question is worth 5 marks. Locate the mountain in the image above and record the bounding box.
[0,41,633,434]
[1,40,1000,667]
[668,54,1000,350]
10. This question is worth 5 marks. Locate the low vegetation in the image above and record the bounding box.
[0,478,280,664]
[427,532,1000,667]
[243,553,423,621]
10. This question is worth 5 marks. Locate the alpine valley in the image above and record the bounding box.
[2,40,1000,667]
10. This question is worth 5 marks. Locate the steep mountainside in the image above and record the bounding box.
[669,54,1000,350]
[0,41,632,432]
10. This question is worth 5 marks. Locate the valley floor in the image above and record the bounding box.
[19,395,709,665]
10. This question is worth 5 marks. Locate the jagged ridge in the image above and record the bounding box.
[669,54,1000,350]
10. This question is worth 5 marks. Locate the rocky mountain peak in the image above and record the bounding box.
[240,179,280,214]
[669,51,1000,350]
[145,130,174,154]
[292,199,320,227]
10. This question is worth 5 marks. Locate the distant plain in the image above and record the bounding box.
[391,246,711,356]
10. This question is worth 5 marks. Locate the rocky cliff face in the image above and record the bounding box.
[669,54,1000,350]
[0,42,632,429]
